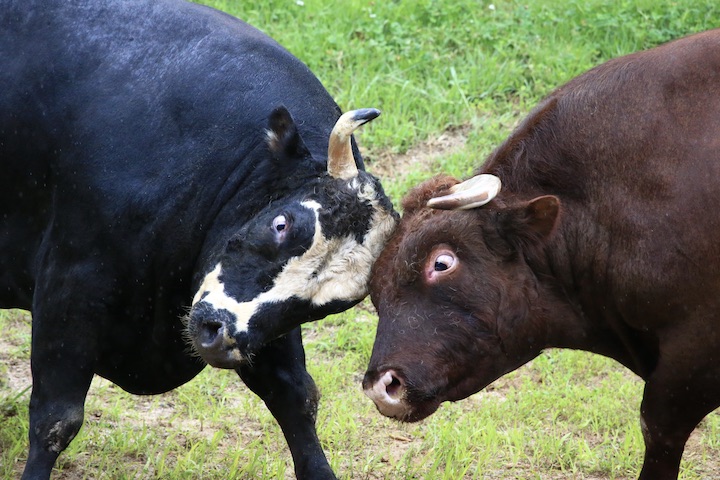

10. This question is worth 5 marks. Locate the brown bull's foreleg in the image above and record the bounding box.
[638,362,720,480]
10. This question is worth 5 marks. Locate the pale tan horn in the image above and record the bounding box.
[427,174,502,210]
[328,108,381,179]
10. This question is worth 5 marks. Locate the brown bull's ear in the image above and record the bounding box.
[266,106,310,160]
[525,195,561,238]
[497,195,561,248]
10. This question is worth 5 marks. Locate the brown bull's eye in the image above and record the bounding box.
[425,246,458,284]
[434,253,455,272]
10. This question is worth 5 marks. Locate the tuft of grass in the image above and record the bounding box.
[197,0,717,153]
[2,306,720,478]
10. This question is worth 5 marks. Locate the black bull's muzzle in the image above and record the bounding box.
[187,296,360,368]
[186,301,247,369]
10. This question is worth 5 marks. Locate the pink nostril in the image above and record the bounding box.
[365,369,410,419]
[369,370,405,404]
[379,371,404,399]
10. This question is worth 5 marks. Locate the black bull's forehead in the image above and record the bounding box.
[316,175,381,242]
[190,172,398,338]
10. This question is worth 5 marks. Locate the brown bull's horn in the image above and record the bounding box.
[427,174,502,210]
[328,108,381,179]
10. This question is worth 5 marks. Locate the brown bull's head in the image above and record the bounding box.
[363,174,560,421]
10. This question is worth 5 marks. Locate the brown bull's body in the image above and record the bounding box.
[363,29,720,479]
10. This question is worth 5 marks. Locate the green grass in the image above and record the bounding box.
[198,0,717,151]
[196,0,717,201]
[3,1,720,478]
[3,306,720,479]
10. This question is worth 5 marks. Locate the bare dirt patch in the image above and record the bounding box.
[0,311,31,394]
[366,125,471,180]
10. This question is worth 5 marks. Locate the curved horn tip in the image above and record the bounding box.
[350,108,381,124]
[327,107,381,180]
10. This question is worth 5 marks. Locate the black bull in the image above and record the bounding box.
[0,0,396,478]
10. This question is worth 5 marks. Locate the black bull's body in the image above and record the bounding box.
[0,1,396,478]
[364,30,720,479]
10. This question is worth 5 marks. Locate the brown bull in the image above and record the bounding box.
[363,29,720,479]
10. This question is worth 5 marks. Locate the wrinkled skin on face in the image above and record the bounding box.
[187,108,398,368]
[363,174,560,421]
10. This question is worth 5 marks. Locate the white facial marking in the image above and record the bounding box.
[191,179,397,334]
[192,263,258,332]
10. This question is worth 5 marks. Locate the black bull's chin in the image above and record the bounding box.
[188,296,362,368]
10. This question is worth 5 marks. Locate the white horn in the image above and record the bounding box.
[427,174,502,210]
[328,108,381,179]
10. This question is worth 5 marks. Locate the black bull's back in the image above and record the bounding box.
[0,0,342,312]
[0,1,397,479]
[364,29,720,480]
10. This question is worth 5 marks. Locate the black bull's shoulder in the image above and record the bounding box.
[0,0,338,378]
[0,0,344,307]
[0,1,397,479]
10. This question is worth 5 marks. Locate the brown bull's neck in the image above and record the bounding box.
[531,204,659,379]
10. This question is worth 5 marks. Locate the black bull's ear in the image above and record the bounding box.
[498,195,561,248]
[266,106,311,160]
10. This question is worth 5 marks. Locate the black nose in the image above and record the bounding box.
[188,304,244,369]
[198,319,224,349]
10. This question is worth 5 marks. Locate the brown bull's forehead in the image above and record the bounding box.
[374,208,466,288]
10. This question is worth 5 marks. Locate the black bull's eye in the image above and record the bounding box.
[273,215,287,232]
[272,214,290,244]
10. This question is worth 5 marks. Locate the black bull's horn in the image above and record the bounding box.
[327,108,381,179]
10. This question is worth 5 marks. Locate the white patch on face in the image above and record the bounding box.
[192,263,258,333]
[191,181,397,334]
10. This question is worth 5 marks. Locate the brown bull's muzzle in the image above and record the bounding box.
[363,360,445,423]
[362,369,411,420]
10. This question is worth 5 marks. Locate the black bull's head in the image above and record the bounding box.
[187,108,398,368]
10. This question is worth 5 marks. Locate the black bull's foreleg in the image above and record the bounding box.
[237,327,336,480]
[22,301,96,480]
